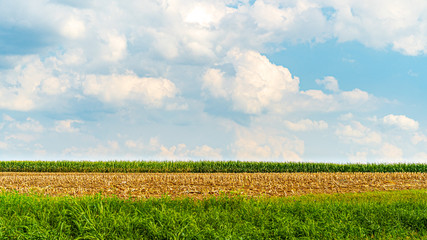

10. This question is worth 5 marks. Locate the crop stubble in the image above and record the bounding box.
[0,172,425,199]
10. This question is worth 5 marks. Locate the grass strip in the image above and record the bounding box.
[0,190,425,239]
[0,160,426,173]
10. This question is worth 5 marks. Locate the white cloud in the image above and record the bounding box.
[339,89,370,104]
[204,50,376,115]
[412,133,427,145]
[316,76,339,92]
[191,145,222,159]
[184,3,226,28]
[124,137,222,160]
[249,0,330,43]
[13,118,44,133]
[202,68,228,98]
[338,113,354,121]
[61,16,86,39]
[54,120,83,133]
[83,72,178,107]
[376,143,403,163]
[336,121,382,145]
[229,49,299,114]
[125,140,144,150]
[392,35,427,56]
[293,86,374,113]
[231,127,304,162]
[347,151,368,163]
[383,114,419,131]
[157,143,222,160]
[2,116,44,133]
[5,134,37,143]
[0,55,70,111]
[86,141,120,157]
[284,119,328,132]
[301,90,333,101]
[99,31,127,61]
[330,0,427,55]
[203,49,300,114]
[0,0,426,162]
[61,48,86,65]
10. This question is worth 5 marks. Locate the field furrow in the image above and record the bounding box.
[0,172,425,199]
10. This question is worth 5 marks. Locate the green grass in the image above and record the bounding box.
[0,190,425,239]
[0,160,425,173]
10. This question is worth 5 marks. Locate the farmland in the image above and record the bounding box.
[0,161,426,239]
[0,172,425,199]
[0,160,425,173]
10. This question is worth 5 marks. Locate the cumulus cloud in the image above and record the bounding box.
[228,49,300,113]
[60,16,86,39]
[330,0,427,55]
[203,49,300,114]
[202,68,228,98]
[339,89,370,104]
[203,49,376,115]
[99,31,127,62]
[83,72,178,107]
[383,114,419,131]
[284,119,328,131]
[0,56,70,111]
[316,76,339,92]
[1,0,425,162]
[292,87,373,114]
[336,121,382,145]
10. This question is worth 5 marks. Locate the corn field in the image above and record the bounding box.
[0,172,425,199]
[0,160,425,173]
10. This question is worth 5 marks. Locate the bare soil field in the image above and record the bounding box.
[0,172,425,199]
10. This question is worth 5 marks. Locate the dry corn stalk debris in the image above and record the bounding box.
[0,172,425,199]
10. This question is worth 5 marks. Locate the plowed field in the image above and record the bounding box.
[0,172,425,199]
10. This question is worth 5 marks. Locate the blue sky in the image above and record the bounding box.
[0,0,426,163]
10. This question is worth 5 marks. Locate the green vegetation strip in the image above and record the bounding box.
[0,160,426,173]
[0,190,425,239]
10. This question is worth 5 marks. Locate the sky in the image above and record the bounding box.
[0,0,426,163]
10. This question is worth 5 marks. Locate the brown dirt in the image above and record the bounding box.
[0,172,425,199]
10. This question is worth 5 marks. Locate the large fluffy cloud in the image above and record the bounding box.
[330,0,427,55]
[383,114,419,131]
[0,56,70,111]
[203,49,376,114]
[203,49,299,114]
[1,0,426,162]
